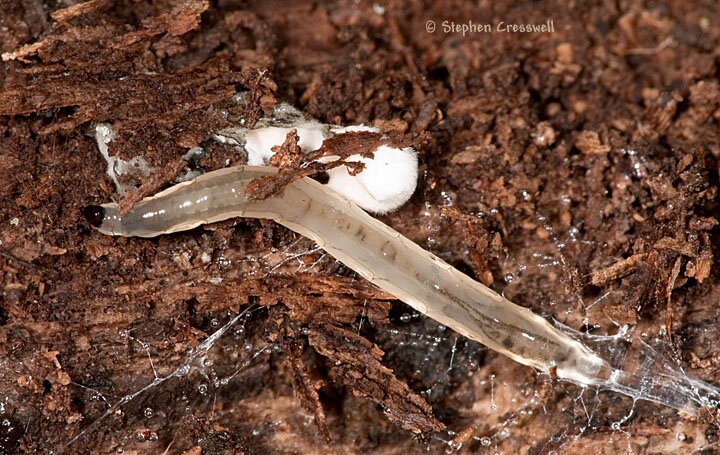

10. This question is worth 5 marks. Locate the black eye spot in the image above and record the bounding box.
[82,205,106,227]
[309,171,330,185]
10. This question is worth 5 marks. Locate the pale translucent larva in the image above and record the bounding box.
[84,165,608,385]
[84,165,720,417]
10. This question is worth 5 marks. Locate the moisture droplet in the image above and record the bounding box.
[143,408,154,418]
[611,422,621,431]
[211,319,220,327]
[198,384,208,395]
[504,273,514,283]
[148,432,159,441]
[480,437,491,446]
[243,342,254,352]
[440,191,454,206]
[400,313,411,322]
[676,432,687,442]
[447,440,462,451]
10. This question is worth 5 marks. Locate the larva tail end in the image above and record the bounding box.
[82,205,106,227]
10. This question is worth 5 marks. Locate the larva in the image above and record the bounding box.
[84,165,607,383]
[84,165,720,416]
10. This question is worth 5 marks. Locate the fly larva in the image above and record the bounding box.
[84,165,720,416]
[84,165,607,381]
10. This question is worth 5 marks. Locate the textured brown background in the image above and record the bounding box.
[1,1,719,453]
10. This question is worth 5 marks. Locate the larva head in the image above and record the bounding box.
[82,205,106,227]
[82,203,125,236]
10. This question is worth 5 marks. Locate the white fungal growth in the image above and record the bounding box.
[94,123,155,196]
[94,100,418,211]
[325,145,418,214]
[243,126,326,165]
[214,103,418,214]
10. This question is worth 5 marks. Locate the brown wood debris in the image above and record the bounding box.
[574,130,611,155]
[307,324,445,434]
[591,253,649,287]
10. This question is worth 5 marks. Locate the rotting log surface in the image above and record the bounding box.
[1,1,719,453]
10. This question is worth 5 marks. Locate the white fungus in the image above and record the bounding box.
[94,123,155,196]
[95,103,418,213]
[325,145,418,213]
[215,103,418,213]
[200,252,212,264]
[243,126,325,165]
